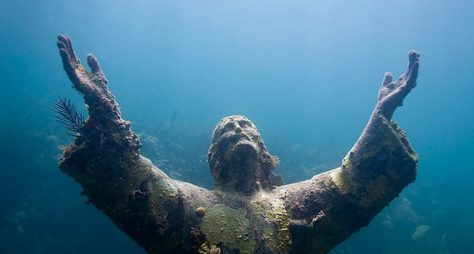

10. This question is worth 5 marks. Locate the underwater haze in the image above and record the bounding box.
[1,0,474,253]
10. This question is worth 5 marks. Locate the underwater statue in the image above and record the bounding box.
[56,34,420,254]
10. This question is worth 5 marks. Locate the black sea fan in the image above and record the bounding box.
[51,97,85,136]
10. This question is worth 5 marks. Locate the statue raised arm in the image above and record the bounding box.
[56,35,219,253]
[274,50,420,253]
[56,35,420,254]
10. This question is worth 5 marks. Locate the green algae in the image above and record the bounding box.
[201,204,255,254]
[251,198,291,253]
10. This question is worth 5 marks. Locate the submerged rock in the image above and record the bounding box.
[412,225,431,240]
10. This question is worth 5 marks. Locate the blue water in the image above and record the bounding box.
[1,0,473,253]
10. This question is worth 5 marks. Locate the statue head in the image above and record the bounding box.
[207,115,282,194]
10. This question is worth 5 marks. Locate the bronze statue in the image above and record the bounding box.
[56,34,420,254]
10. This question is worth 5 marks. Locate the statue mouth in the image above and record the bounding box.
[219,133,259,158]
[220,132,251,144]
[230,139,259,158]
[233,139,256,149]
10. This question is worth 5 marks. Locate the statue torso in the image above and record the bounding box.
[194,190,292,254]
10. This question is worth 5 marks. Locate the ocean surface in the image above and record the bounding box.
[1,1,473,253]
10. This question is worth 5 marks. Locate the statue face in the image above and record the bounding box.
[212,116,260,157]
[208,115,280,193]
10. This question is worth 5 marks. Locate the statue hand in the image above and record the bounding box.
[57,34,128,129]
[57,34,108,98]
[376,50,420,120]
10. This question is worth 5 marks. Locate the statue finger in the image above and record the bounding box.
[405,50,420,89]
[57,35,78,63]
[87,54,103,75]
[57,39,80,84]
[57,39,72,66]
[87,53,108,90]
[57,35,95,95]
[393,51,420,104]
[381,72,393,87]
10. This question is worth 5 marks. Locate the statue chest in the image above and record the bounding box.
[197,195,291,254]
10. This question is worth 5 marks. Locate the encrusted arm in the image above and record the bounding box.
[333,50,420,198]
[56,35,216,253]
[277,51,420,253]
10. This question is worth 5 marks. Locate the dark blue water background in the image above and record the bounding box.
[1,0,473,253]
